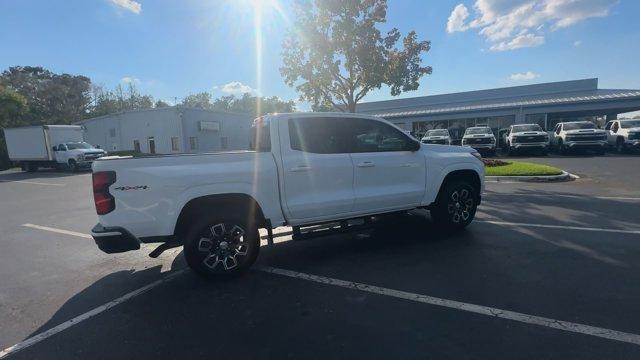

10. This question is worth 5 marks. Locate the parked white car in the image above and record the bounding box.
[504,124,550,155]
[604,119,640,152]
[551,121,607,155]
[90,113,485,278]
[461,127,496,155]
[421,129,452,145]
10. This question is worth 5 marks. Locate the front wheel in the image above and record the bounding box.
[184,214,260,279]
[616,138,625,153]
[431,180,479,230]
[68,160,78,173]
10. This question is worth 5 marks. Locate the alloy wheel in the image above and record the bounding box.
[196,223,249,271]
[447,188,474,224]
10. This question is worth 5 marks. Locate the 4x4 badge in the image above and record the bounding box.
[114,185,148,191]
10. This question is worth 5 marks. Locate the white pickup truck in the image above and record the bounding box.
[504,124,550,155]
[604,119,640,152]
[91,113,485,278]
[551,121,607,155]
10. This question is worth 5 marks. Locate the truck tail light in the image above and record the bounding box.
[93,171,116,215]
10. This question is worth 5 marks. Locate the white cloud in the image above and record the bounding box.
[220,81,255,94]
[510,71,540,81]
[573,40,582,47]
[120,76,140,84]
[446,0,616,51]
[109,0,142,14]
[490,33,545,51]
[447,4,471,33]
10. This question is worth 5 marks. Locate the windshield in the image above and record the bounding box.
[426,130,449,136]
[563,122,596,130]
[620,120,640,128]
[465,128,492,135]
[65,142,94,150]
[512,124,542,132]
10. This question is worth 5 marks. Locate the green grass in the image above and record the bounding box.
[485,161,563,176]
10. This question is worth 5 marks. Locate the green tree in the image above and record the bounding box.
[154,100,170,108]
[209,93,295,116]
[181,92,214,109]
[280,0,432,112]
[0,66,91,124]
[0,85,29,169]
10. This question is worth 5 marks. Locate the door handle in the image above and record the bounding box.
[401,163,418,168]
[357,161,375,168]
[290,165,311,172]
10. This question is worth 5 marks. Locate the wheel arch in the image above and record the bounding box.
[436,169,482,204]
[174,193,267,240]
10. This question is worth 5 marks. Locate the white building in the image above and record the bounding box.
[79,107,253,154]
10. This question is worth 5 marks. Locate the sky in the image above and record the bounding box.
[1,0,639,114]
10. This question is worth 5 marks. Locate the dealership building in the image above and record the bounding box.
[356,78,640,142]
[78,107,252,154]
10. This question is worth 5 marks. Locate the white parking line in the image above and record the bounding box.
[10,222,640,357]
[22,224,92,239]
[0,270,186,359]
[477,220,640,235]
[485,193,640,201]
[257,266,640,346]
[0,180,65,187]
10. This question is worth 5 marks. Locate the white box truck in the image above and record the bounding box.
[3,125,106,172]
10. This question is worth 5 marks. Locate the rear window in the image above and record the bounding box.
[289,117,351,154]
[512,124,542,132]
[427,129,449,136]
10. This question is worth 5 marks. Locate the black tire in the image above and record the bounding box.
[26,163,38,172]
[616,138,625,153]
[68,160,78,173]
[183,213,260,279]
[558,140,568,154]
[430,180,479,230]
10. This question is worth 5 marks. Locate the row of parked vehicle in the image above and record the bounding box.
[420,119,640,156]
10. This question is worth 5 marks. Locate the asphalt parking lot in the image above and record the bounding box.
[1,153,640,359]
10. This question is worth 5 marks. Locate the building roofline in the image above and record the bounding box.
[357,78,601,113]
[76,106,251,125]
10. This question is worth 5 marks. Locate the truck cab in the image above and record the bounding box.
[604,119,640,152]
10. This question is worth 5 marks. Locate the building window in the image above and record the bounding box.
[171,137,180,152]
[109,128,116,137]
[189,137,198,151]
[220,136,228,149]
[133,140,141,153]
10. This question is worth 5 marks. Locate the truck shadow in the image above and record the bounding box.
[17,194,640,357]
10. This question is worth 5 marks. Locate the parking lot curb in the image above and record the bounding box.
[486,171,577,183]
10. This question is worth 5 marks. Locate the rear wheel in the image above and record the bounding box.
[184,214,260,279]
[431,180,478,230]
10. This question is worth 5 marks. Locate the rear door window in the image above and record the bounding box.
[288,117,351,154]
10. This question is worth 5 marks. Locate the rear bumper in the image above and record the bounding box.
[91,223,140,253]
